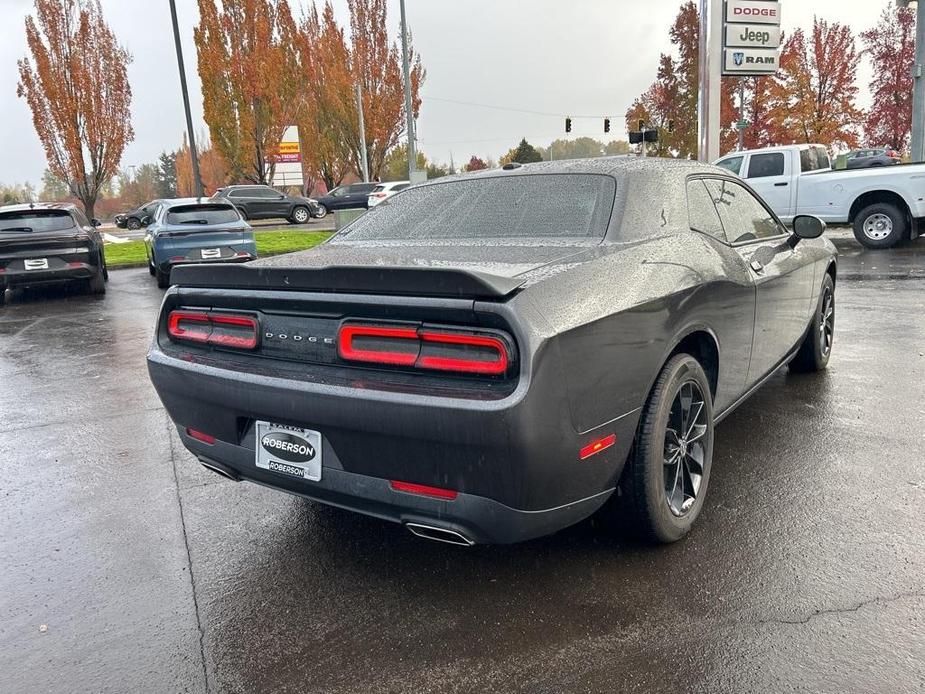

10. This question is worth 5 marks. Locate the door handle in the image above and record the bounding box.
[774,182,788,187]
[750,260,764,272]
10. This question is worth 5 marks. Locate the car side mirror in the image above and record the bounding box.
[789,215,826,247]
[141,215,151,226]
[91,218,101,227]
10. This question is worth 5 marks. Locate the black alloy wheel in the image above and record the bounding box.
[598,353,715,543]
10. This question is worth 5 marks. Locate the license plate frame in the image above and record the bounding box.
[254,421,322,482]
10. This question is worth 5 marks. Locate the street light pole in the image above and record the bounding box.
[169,0,203,198]
[399,0,416,181]
[898,0,925,161]
[355,83,369,183]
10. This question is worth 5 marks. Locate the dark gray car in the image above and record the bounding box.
[843,148,901,169]
[212,185,319,224]
[147,158,837,546]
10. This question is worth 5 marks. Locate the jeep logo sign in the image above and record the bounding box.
[725,1,782,26]
[725,24,782,49]
[261,432,316,463]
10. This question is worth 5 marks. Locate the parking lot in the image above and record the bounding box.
[0,230,923,693]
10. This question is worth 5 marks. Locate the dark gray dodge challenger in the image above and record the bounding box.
[148,158,837,545]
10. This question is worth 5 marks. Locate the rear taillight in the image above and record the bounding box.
[337,323,512,376]
[373,193,387,198]
[167,310,259,350]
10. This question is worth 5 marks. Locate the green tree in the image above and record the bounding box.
[40,168,69,200]
[1,182,37,205]
[156,151,178,198]
[604,140,631,155]
[543,137,604,160]
[425,162,448,179]
[500,138,543,165]
[381,143,427,181]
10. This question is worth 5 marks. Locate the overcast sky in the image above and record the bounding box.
[0,0,890,188]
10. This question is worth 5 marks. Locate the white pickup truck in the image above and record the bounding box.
[714,144,925,249]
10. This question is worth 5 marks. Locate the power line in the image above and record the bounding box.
[422,95,613,120]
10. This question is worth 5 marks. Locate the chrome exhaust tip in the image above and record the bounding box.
[199,459,240,482]
[406,522,475,547]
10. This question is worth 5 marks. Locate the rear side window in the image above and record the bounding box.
[338,174,615,241]
[716,156,744,175]
[0,209,76,233]
[800,147,830,172]
[165,204,240,225]
[703,179,783,243]
[746,153,785,178]
[687,180,726,242]
[371,185,386,193]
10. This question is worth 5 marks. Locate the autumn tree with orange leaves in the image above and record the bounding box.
[626,2,735,158]
[346,0,424,179]
[17,0,133,220]
[767,19,862,150]
[195,0,300,185]
[862,3,917,152]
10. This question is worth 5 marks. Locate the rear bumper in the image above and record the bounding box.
[0,261,97,287]
[156,253,255,273]
[148,341,638,543]
[186,428,613,544]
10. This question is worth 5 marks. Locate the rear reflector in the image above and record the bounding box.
[579,434,616,460]
[187,428,216,444]
[167,310,259,350]
[390,480,458,500]
[338,323,511,375]
[67,262,83,268]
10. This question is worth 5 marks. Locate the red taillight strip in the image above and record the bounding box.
[389,480,458,500]
[209,313,259,349]
[168,311,211,344]
[418,331,509,375]
[167,310,258,350]
[337,324,420,366]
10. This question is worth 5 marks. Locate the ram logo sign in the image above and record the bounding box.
[724,48,780,75]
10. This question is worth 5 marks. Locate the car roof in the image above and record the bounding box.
[717,144,825,159]
[0,202,80,214]
[378,180,410,187]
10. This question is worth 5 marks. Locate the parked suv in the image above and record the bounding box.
[312,182,377,217]
[0,202,108,303]
[211,185,319,224]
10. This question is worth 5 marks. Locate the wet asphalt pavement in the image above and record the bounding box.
[1,230,923,693]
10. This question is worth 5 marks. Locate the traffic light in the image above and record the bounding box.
[668,119,675,134]
[604,118,611,134]
[565,117,572,134]
[638,119,645,132]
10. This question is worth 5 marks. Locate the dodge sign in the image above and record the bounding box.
[725,1,782,26]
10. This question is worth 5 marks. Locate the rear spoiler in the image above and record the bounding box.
[169,263,525,299]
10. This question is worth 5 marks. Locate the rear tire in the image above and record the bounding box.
[790,273,835,372]
[148,254,156,276]
[88,268,106,295]
[289,205,310,224]
[599,354,714,543]
[853,203,906,249]
[156,267,170,289]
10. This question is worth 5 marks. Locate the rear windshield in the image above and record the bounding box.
[165,204,240,225]
[0,209,76,233]
[340,174,615,241]
[371,185,386,193]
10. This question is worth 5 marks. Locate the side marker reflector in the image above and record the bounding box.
[187,428,216,445]
[579,434,616,460]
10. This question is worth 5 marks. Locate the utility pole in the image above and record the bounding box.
[169,0,203,198]
[355,83,369,182]
[399,0,416,181]
[899,0,925,161]
[737,80,746,151]
[697,0,723,162]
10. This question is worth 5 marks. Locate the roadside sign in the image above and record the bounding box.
[725,1,782,26]
[722,0,782,76]
[724,48,780,75]
[725,24,781,49]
